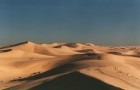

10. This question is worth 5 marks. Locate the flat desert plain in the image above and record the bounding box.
[0,41,140,90]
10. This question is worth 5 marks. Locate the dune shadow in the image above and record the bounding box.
[76,49,94,53]
[30,72,123,90]
[53,43,78,48]
[107,51,140,58]
[0,49,12,53]
[107,52,122,55]
[0,41,29,49]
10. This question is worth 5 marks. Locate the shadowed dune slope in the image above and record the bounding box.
[30,72,122,90]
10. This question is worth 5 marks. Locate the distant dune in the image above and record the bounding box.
[0,41,140,90]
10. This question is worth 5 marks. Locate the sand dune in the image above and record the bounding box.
[0,41,140,90]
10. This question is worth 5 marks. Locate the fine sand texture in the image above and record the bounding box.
[0,41,140,90]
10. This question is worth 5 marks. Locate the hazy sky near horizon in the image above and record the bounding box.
[0,0,140,46]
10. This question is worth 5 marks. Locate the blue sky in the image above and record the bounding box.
[0,0,140,46]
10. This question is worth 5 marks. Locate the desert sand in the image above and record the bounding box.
[0,41,140,90]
